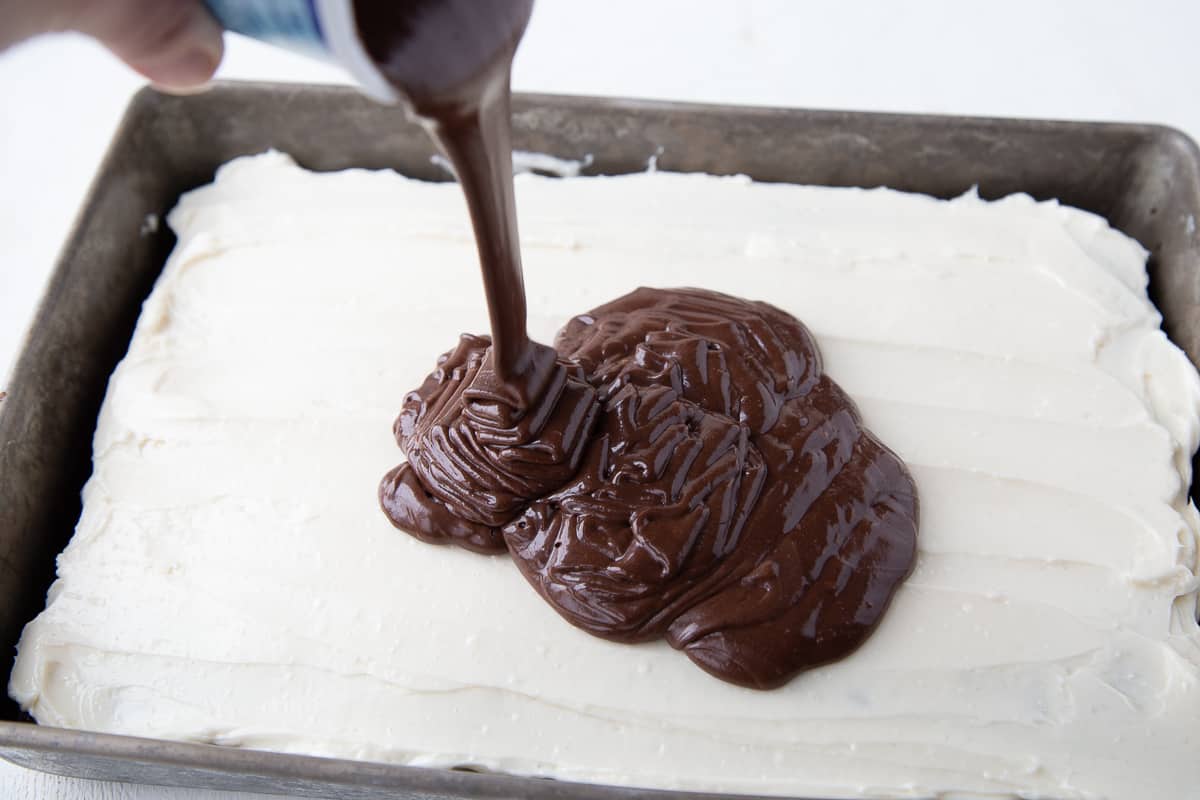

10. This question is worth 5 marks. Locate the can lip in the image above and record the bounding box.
[314,0,399,103]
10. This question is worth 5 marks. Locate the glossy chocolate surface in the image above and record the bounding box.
[382,288,919,689]
[360,0,916,689]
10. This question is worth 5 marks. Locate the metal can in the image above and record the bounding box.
[202,0,397,100]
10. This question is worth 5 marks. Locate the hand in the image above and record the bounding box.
[0,0,224,91]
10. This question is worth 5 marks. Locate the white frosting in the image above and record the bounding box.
[11,152,1200,799]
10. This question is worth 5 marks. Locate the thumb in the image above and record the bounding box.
[72,0,225,92]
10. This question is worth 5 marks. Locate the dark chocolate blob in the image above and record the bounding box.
[381,287,919,689]
[353,0,918,689]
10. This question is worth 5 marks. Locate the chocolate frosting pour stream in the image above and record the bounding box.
[355,0,548,385]
[362,0,919,688]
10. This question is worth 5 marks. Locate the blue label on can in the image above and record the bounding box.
[203,0,330,58]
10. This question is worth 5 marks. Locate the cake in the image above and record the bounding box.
[10,152,1200,799]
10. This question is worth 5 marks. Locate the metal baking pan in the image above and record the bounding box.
[1,81,1198,800]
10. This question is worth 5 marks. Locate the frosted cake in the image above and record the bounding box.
[10,152,1200,799]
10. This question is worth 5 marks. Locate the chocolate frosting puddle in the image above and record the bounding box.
[355,0,915,690]
[381,287,919,689]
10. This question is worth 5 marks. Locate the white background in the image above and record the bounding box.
[1,1,1198,797]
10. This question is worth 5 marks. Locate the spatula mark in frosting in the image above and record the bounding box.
[381,287,919,689]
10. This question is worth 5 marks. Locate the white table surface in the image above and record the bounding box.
[1,1,1198,797]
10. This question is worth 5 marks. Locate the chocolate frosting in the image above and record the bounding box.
[355,0,917,689]
[381,287,919,689]
[354,0,538,382]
